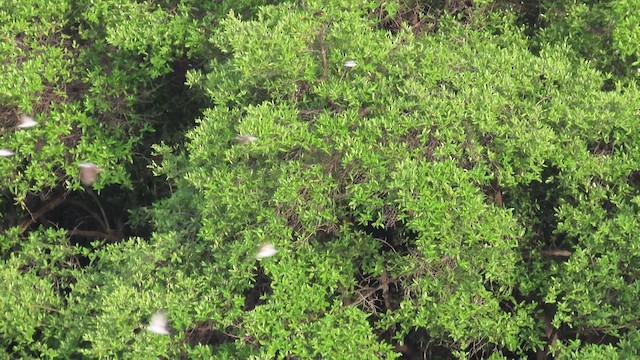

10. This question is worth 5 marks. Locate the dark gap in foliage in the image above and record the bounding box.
[354,272,404,355]
[350,226,410,351]
[500,189,513,207]
[600,198,617,219]
[570,327,622,349]
[324,96,348,114]
[601,78,616,92]
[398,127,423,152]
[627,170,640,189]
[371,6,411,35]
[0,105,18,128]
[246,154,273,170]
[476,133,497,191]
[529,1,629,77]
[436,79,460,95]
[275,204,304,235]
[313,229,335,244]
[385,275,403,311]
[510,281,534,306]
[377,324,402,356]
[382,204,399,230]
[184,321,235,348]
[395,124,441,161]
[396,227,420,254]
[459,140,478,171]
[18,246,80,310]
[133,58,208,142]
[499,292,544,358]
[355,221,415,256]
[353,270,386,316]
[424,128,442,161]
[294,80,312,102]
[587,140,615,156]
[400,327,454,360]
[512,0,544,35]
[481,176,503,206]
[44,188,127,247]
[65,80,92,104]
[497,347,534,360]
[620,259,640,284]
[478,131,495,148]
[51,272,79,303]
[535,303,559,357]
[297,107,325,124]
[4,341,21,358]
[0,191,21,232]
[526,164,561,247]
[527,40,542,58]
[128,59,210,238]
[362,276,405,357]
[468,342,504,360]
[8,322,66,358]
[589,175,606,189]
[243,263,273,311]
[244,85,273,107]
[370,0,439,35]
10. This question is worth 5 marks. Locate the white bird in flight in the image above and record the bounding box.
[78,162,102,186]
[343,60,357,68]
[147,311,170,335]
[0,149,15,157]
[256,243,277,260]
[236,135,258,144]
[17,114,38,129]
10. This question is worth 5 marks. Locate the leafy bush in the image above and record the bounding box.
[177,1,640,356]
[537,0,640,77]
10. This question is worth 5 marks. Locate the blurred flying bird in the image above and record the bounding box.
[79,162,102,186]
[17,114,38,129]
[236,135,258,144]
[0,149,15,157]
[147,311,170,335]
[256,243,277,260]
[343,60,357,68]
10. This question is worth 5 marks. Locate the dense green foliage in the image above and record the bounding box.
[1,0,640,358]
[539,0,640,77]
